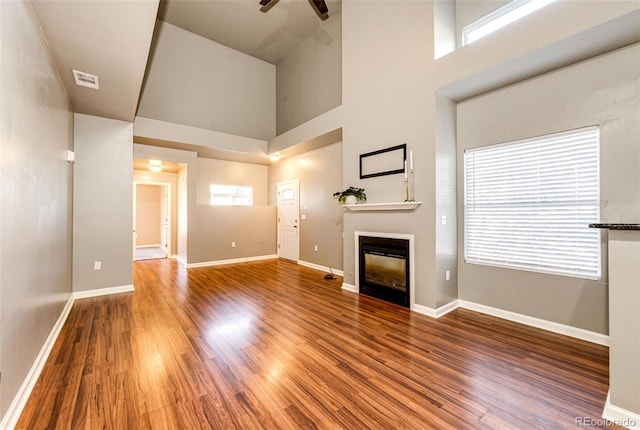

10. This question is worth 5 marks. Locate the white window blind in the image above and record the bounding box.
[464,126,600,279]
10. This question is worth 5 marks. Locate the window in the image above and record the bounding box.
[464,126,600,279]
[462,0,555,46]
[210,184,253,206]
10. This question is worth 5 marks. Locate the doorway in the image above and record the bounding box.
[277,179,300,261]
[133,181,171,261]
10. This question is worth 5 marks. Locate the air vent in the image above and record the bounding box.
[72,69,99,90]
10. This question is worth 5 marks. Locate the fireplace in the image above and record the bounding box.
[358,235,410,307]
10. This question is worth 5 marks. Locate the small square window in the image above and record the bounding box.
[210,184,253,206]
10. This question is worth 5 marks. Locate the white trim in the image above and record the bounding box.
[341,282,357,293]
[603,391,640,430]
[0,297,74,430]
[73,284,135,300]
[458,300,609,346]
[436,299,460,317]
[298,260,344,277]
[344,202,422,211]
[136,244,162,249]
[412,300,460,319]
[412,303,438,318]
[354,231,415,309]
[169,254,179,260]
[186,254,278,269]
[176,256,187,266]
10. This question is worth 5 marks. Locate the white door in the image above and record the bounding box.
[277,180,299,261]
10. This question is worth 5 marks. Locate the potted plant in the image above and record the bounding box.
[333,187,367,204]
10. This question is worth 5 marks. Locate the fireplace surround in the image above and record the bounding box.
[355,231,415,308]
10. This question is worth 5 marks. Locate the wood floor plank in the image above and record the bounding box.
[16,258,616,429]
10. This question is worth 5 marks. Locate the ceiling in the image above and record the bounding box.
[158,0,341,64]
[30,0,340,163]
[134,158,184,173]
[30,0,159,122]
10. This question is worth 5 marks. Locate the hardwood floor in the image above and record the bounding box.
[17,258,614,429]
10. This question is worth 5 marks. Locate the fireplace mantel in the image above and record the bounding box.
[344,202,422,211]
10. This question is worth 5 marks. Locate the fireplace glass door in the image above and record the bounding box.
[359,236,410,307]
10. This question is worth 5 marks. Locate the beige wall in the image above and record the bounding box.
[191,157,275,263]
[134,170,179,256]
[191,205,276,264]
[435,94,458,307]
[342,1,438,307]
[0,1,74,421]
[138,20,275,140]
[276,8,342,134]
[73,114,133,293]
[269,142,343,271]
[456,44,640,334]
[197,158,268,206]
[135,184,163,246]
[608,231,640,413]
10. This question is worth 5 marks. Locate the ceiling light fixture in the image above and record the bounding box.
[269,153,281,162]
[149,160,162,172]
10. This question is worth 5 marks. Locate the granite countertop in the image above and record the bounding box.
[589,223,640,230]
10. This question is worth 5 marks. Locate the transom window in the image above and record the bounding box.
[210,184,253,206]
[462,0,555,46]
[464,126,600,279]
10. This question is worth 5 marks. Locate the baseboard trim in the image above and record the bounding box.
[411,300,459,318]
[297,260,344,277]
[186,254,278,269]
[73,284,135,300]
[602,391,640,429]
[458,300,609,346]
[136,244,161,249]
[176,256,187,266]
[0,296,74,430]
[341,282,357,293]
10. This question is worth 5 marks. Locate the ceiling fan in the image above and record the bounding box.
[259,0,329,20]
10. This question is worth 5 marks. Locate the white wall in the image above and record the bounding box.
[0,0,73,422]
[73,114,134,293]
[138,20,276,140]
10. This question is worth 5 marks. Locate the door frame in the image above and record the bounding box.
[276,179,300,261]
[133,181,172,260]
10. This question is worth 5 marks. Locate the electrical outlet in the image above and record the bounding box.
[94,261,101,270]
[231,242,236,248]
[314,245,318,252]
[445,270,451,281]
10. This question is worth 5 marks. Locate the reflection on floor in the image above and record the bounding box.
[135,246,166,261]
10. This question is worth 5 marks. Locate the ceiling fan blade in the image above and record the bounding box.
[308,0,329,20]
[259,0,279,13]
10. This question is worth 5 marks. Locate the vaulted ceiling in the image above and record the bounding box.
[30,0,341,123]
